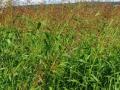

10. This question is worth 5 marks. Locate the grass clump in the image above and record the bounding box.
[0,3,120,90]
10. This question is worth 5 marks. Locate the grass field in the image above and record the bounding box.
[0,3,120,90]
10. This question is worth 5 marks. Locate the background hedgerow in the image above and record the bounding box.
[0,3,120,90]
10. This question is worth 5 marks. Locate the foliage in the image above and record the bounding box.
[0,3,120,90]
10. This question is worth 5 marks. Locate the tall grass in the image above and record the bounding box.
[0,3,120,90]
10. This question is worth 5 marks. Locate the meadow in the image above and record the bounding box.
[0,3,120,90]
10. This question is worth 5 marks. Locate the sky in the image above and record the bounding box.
[13,0,120,5]
[12,0,76,6]
[16,0,120,3]
[13,0,74,5]
[1,0,120,7]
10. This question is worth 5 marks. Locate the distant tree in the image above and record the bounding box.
[0,0,6,8]
[0,0,13,8]
[27,0,31,4]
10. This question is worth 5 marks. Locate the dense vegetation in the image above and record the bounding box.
[0,3,120,90]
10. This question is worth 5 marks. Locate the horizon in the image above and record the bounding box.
[0,0,120,7]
